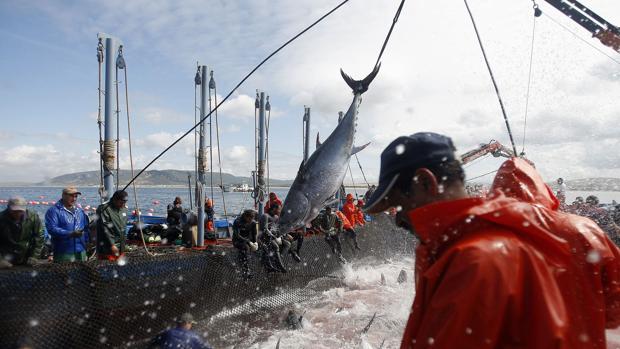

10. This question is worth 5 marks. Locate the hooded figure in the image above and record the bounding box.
[264,192,282,214]
[404,158,620,348]
[342,193,358,227]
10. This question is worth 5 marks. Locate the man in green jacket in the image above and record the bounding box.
[0,196,44,268]
[96,190,128,260]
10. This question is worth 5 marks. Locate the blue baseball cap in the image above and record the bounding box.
[364,132,457,213]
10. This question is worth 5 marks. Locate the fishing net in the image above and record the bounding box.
[0,214,414,349]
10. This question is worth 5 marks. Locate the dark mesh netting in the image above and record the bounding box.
[0,214,414,349]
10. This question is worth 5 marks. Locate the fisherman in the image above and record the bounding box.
[0,196,44,268]
[204,198,215,239]
[148,312,212,349]
[259,204,288,273]
[232,209,259,278]
[556,177,567,208]
[264,192,282,214]
[342,193,358,227]
[335,209,361,252]
[364,132,620,348]
[363,185,376,203]
[166,196,184,242]
[355,199,366,227]
[316,206,346,263]
[45,186,90,263]
[580,195,620,245]
[95,190,128,260]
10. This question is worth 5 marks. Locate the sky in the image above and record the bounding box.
[0,0,618,185]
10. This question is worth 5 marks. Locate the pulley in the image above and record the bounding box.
[194,66,201,85]
[116,45,126,69]
[209,70,216,89]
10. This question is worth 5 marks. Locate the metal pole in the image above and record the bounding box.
[187,173,193,211]
[197,65,208,247]
[257,92,266,216]
[303,107,311,163]
[103,37,116,201]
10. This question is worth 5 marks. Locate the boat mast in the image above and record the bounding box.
[197,65,208,247]
[257,91,267,216]
[303,107,311,164]
[99,34,121,202]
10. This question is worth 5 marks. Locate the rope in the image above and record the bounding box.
[96,39,105,203]
[522,6,538,155]
[265,98,271,195]
[542,12,620,65]
[212,78,229,220]
[463,0,519,156]
[114,62,121,191]
[194,64,199,207]
[122,61,153,256]
[123,0,352,190]
[207,76,214,200]
[374,0,406,69]
[353,154,370,188]
[103,141,117,171]
[466,169,499,182]
[347,162,358,197]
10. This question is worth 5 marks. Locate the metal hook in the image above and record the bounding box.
[116,45,126,69]
[208,70,216,89]
[194,66,201,85]
[255,91,260,108]
[265,95,271,111]
[533,3,542,17]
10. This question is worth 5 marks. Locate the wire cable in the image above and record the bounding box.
[123,0,352,190]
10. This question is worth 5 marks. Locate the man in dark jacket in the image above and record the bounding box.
[259,204,288,273]
[96,190,128,260]
[316,206,345,263]
[232,209,258,278]
[166,197,184,242]
[149,313,212,349]
[0,196,44,268]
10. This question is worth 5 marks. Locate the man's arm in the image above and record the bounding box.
[44,209,72,238]
[31,213,44,259]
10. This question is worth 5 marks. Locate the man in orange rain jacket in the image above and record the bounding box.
[342,193,358,227]
[336,209,361,251]
[264,192,282,214]
[364,132,620,349]
[355,199,366,226]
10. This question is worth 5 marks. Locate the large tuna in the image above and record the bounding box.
[278,65,380,234]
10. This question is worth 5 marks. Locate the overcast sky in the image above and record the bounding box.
[0,0,618,185]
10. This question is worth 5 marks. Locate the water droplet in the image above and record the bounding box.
[522,221,531,227]
[30,270,38,277]
[99,336,107,344]
[427,337,435,345]
[396,205,403,212]
[586,250,601,264]
[116,255,128,266]
[29,319,39,327]
[465,327,472,335]
[395,144,406,155]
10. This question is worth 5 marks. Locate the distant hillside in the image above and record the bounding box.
[36,170,293,187]
[550,178,620,192]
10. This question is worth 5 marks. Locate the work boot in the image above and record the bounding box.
[290,250,301,263]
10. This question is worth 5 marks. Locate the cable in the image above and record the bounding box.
[96,39,105,203]
[374,0,406,69]
[463,0,518,156]
[353,153,370,188]
[542,12,620,65]
[522,8,538,155]
[211,73,229,220]
[123,0,351,190]
[466,169,499,182]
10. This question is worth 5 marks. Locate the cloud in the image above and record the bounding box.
[139,107,189,124]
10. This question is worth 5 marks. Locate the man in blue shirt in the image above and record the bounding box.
[45,186,90,262]
[149,313,212,349]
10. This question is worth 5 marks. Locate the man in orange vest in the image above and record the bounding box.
[365,132,620,349]
[355,199,366,227]
[342,193,358,227]
[336,209,361,252]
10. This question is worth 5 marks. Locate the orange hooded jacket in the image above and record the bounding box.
[335,210,353,230]
[342,194,358,226]
[401,158,620,349]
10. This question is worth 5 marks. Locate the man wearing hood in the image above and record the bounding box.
[365,132,620,349]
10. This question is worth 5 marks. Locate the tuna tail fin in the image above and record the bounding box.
[316,132,322,149]
[351,142,370,155]
[340,63,381,94]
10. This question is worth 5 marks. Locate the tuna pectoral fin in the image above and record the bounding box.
[340,63,381,94]
[316,132,322,149]
[351,142,370,155]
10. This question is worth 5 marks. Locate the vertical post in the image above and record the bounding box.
[103,37,117,202]
[187,173,193,211]
[197,65,208,247]
[303,107,311,163]
[257,92,266,216]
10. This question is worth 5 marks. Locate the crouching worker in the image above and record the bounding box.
[335,210,361,252]
[232,209,258,279]
[317,206,346,263]
[259,204,289,273]
[149,312,212,349]
[96,190,128,261]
